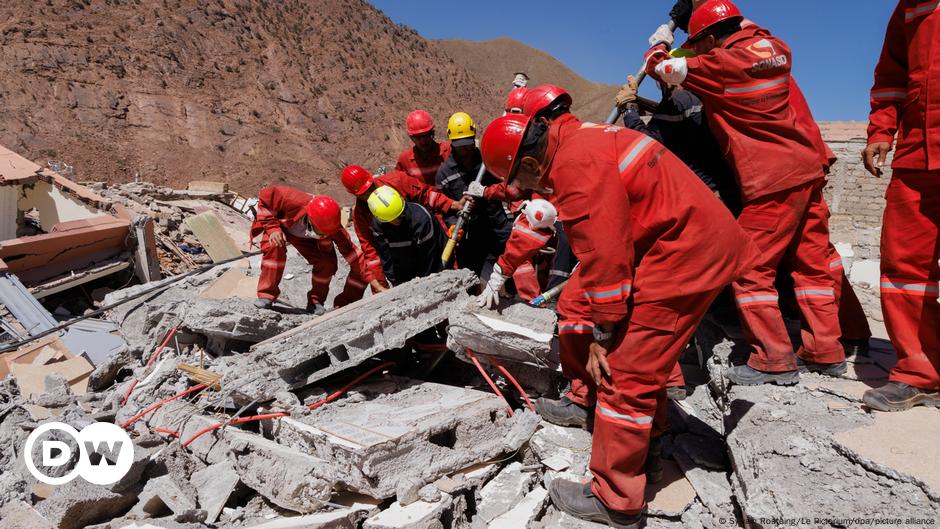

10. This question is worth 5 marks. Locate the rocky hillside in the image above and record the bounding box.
[438,37,620,123]
[0,0,503,200]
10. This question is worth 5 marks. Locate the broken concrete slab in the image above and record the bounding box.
[134,474,198,517]
[363,494,453,529]
[184,211,243,262]
[488,485,549,529]
[35,480,139,529]
[190,461,240,523]
[475,462,537,524]
[243,509,363,529]
[529,422,593,477]
[833,407,940,500]
[0,500,56,529]
[644,460,696,518]
[272,377,539,499]
[447,301,558,368]
[198,266,258,300]
[229,269,479,402]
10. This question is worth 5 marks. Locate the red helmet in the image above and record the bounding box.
[340,165,374,196]
[688,0,742,41]
[305,195,342,235]
[406,110,434,136]
[522,84,573,118]
[480,114,531,182]
[504,87,529,114]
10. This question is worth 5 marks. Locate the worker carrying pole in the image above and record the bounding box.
[603,20,677,125]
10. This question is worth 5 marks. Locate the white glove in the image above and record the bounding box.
[466,181,486,198]
[648,24,675,47]
[513,73,530,88]
[477,264,508,309]
[655,57,688,86]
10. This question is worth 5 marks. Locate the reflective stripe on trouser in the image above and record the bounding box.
[513,261,541,301]
[732,180,844,372]
[557,271,597,408]
[590,288,722,515]
[828,246,872,341]
[257,234,288,301]
[881,170,940,390]
[285,234,368,307]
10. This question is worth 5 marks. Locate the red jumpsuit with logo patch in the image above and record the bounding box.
[647,27,844,373]
[251,186,368,307]
[868,1,940,390]
[544,115,759,514]
[352,171,454,288]
[395,142,452,186]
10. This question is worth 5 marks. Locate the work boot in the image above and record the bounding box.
[725,364,799,386]
[305,302,326,316]
[645,437,663,484]
[842,338,870,357]
[535,396,592,428]
[862,381,940,412]
[548,479,643,529]
[253,298,273,309]
[667,385,687,401]
[797,358,848,377]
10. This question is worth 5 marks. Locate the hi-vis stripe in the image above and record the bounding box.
[367,258,381,267]
[595,403,653,430]
[584,280,632,303]
[558,320,594,334]
[516,263,535,273]
[513,223,550,244]
[725,74,789,95]
[262,259,285,269]
[906,0,939,20]
[794,287,835,299]
[829,257,844,271]
[881,280,940,296]
[619,136,655,175]
[736,293,779,307]
[872,88,906,101]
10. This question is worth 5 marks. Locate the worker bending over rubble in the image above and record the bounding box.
[396,110,451,186]
[647,0,846,386]
[251,187,368,315]
[860,0,940,411]
[436,111,512,279]
[480,105,757,527]
[341,164,464,292]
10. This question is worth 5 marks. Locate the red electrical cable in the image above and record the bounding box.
[152,428,180,437]
[180,361,396,448]
[485,354,535,412]
[121,383,209,430]
[120,379,139,407]
[121,324,182,408]
[465,348,513,417]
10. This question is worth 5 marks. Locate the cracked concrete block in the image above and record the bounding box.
[243,508,364,529]
[272,377,539,499]
[363,494,453,529]
[35,480,139,529]
[644,460,696,518]
[0,500,56,529]
[447,302,558,368]
[475,462,537,523]
[488,485,548,528]
[529,422,593,477]
[135,475,197,516]
[190,461,240,523]
[228,269,479,402]
[181,297,312,343]
[672,448,734,518]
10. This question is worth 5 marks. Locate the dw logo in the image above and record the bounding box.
[23,422,135,486]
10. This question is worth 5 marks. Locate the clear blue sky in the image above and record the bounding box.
[369,1,895,122]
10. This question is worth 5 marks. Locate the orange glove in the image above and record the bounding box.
[447,225,465,239]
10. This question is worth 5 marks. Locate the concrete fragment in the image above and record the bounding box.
[184,211,243,262]
[243,509,362,529]
[418,484,440,503]
[35,480,138,529]
[190,461,240,523]
[230,269,479,402]
[475,462,537,523]
[447,302,558,368]
[397,476,424,506]
[529,422,593,476]
[488,485,548,529]
[0,500,56,529]
[672,448,734,518]
[644,460,696,517]
[363,494,453,529]
[135,475,198,516]
[273,377,539,499]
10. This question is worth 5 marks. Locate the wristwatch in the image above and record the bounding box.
[593,326,613,344]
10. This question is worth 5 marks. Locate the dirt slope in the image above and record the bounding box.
[438,37,620,123]
[0,0,503,201]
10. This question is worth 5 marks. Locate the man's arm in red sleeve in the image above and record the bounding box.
[552,158,635,327]
[352,208,386,284]
[867,1,907,146]
[256,187,284,235]
[497,216,552,276]
[483,181,524,203]
[332,229,368,279]
[387,172,455,215]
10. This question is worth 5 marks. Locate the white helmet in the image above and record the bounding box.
[522,199,557,230]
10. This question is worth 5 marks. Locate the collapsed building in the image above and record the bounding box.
[0,135,938,529]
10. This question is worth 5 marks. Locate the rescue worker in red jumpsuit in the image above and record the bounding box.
[480,112,757,528]
[646,0,846,386]
[395,110,452,186]
[665,0,872,358]
[251,188,368,315]
[861,0,940,411]
[341,165,464,292]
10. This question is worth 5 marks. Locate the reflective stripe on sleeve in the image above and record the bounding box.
[724,74,789,95]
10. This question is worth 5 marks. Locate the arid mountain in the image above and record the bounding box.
[0,0,504,201]
[438,37,620,123]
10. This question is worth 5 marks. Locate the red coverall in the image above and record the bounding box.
[395,142,452,186]
[868,1,940,390]
[748,19,873,344]
[647,27,844,373]
[251,187,368,307]
[544,115,759,514]
[496,214,552,300]
[352,171,454,288]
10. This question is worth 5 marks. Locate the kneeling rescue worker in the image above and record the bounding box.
[480,109,758,527]
[251,186,368,315]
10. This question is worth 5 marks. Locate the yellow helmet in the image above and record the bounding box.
[367,186,406,223]
[447,112,477,145]
[670,47,698,58]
